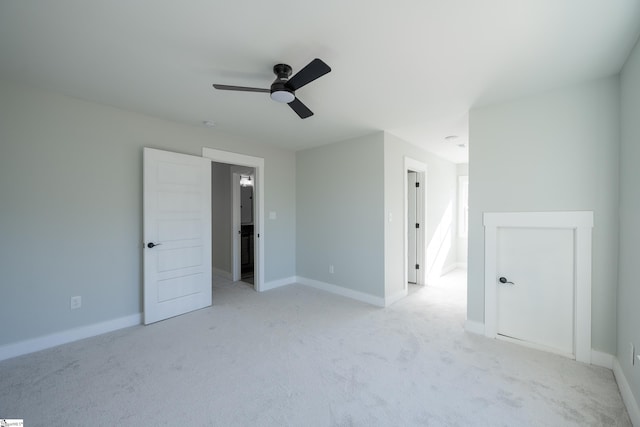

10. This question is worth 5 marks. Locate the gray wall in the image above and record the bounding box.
[618,36,640,407]
[211,162,232,275]
[0,80,296,346]
[456,163,469,265]
[296,132,385,297]
[468,76,620,354]
[383,132,458,298]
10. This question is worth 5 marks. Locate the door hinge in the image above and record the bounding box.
[415,264,420,269]
[415,182,420,188]
[415,223,420,228]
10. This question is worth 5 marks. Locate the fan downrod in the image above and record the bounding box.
[273,64,292,80]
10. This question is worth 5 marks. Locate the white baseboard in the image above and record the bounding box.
[613,357,640,426]
[261,276,296,292]
[212,267,232,280]
[591,350,614,369]
[0,313,142,362]
[440,264,458,276]
[296,276,385,307]
[385,289,408,307]
[464,320,485,335]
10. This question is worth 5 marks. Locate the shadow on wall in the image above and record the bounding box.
[426,201,453,282]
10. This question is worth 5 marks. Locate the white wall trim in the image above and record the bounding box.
[202,147,265,292]
[613,357,640,426]
[297,276,385,307]
[464,320,485,335]
[440,264,458,276]
[385,289,408,307]
[261,276,296,292]
[483,211,593,364]
[0,314,142,362]
[590,350,614,369]
[212,267,232,280]
[497,334,575,360]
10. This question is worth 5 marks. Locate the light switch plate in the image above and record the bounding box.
[70,296,82,310]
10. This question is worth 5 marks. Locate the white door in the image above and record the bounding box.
[496,227,574,355]
[407,172,418,283]
[143,148,212,324]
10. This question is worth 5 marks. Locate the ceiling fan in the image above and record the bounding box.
[213,58,331,119]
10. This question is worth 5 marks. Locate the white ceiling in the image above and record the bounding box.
[1,1,639,163]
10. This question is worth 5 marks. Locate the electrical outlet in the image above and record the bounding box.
[631,343,635,366]
[329,265,334,274]
[70,296,82,310]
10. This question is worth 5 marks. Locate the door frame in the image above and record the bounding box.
[231,172,241,282]
[483,211,593,363]
[203,148,265,292]
[403,157,427,289]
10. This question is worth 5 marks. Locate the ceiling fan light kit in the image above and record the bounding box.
[213,58,331,119]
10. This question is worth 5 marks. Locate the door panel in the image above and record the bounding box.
[497,227,574,355]
[407,172,417,284]
[144,148,212,324]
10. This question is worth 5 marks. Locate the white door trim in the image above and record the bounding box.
[483,211,593,363]
[404,157,427,288]
[231,172,241,282]
[202,148,265,292]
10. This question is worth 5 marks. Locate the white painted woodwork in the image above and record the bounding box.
[202,147,265,291]
[403,157,427,288]
[407,171,418,284]
[496,227,574,355]
[483,211,593,363]
[231,172,241,282]
[143,148,212,324]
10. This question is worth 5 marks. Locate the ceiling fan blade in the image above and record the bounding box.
[285,58,331,91]
[288,97,314,119]
[213,84,270,93]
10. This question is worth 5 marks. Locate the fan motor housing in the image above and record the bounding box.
[270,64,295,103]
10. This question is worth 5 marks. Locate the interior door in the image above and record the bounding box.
[407,172,418,284]
[143,148,212,325]
[496,227,574,355]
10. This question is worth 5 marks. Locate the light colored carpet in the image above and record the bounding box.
[0,270,631,426]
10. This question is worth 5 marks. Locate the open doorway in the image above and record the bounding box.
[203,147,265,292]
[211,163,256,289]
[233,171,256,286]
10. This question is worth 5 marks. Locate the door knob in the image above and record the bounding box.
[147,242,162,248]
[499,277,515,285]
